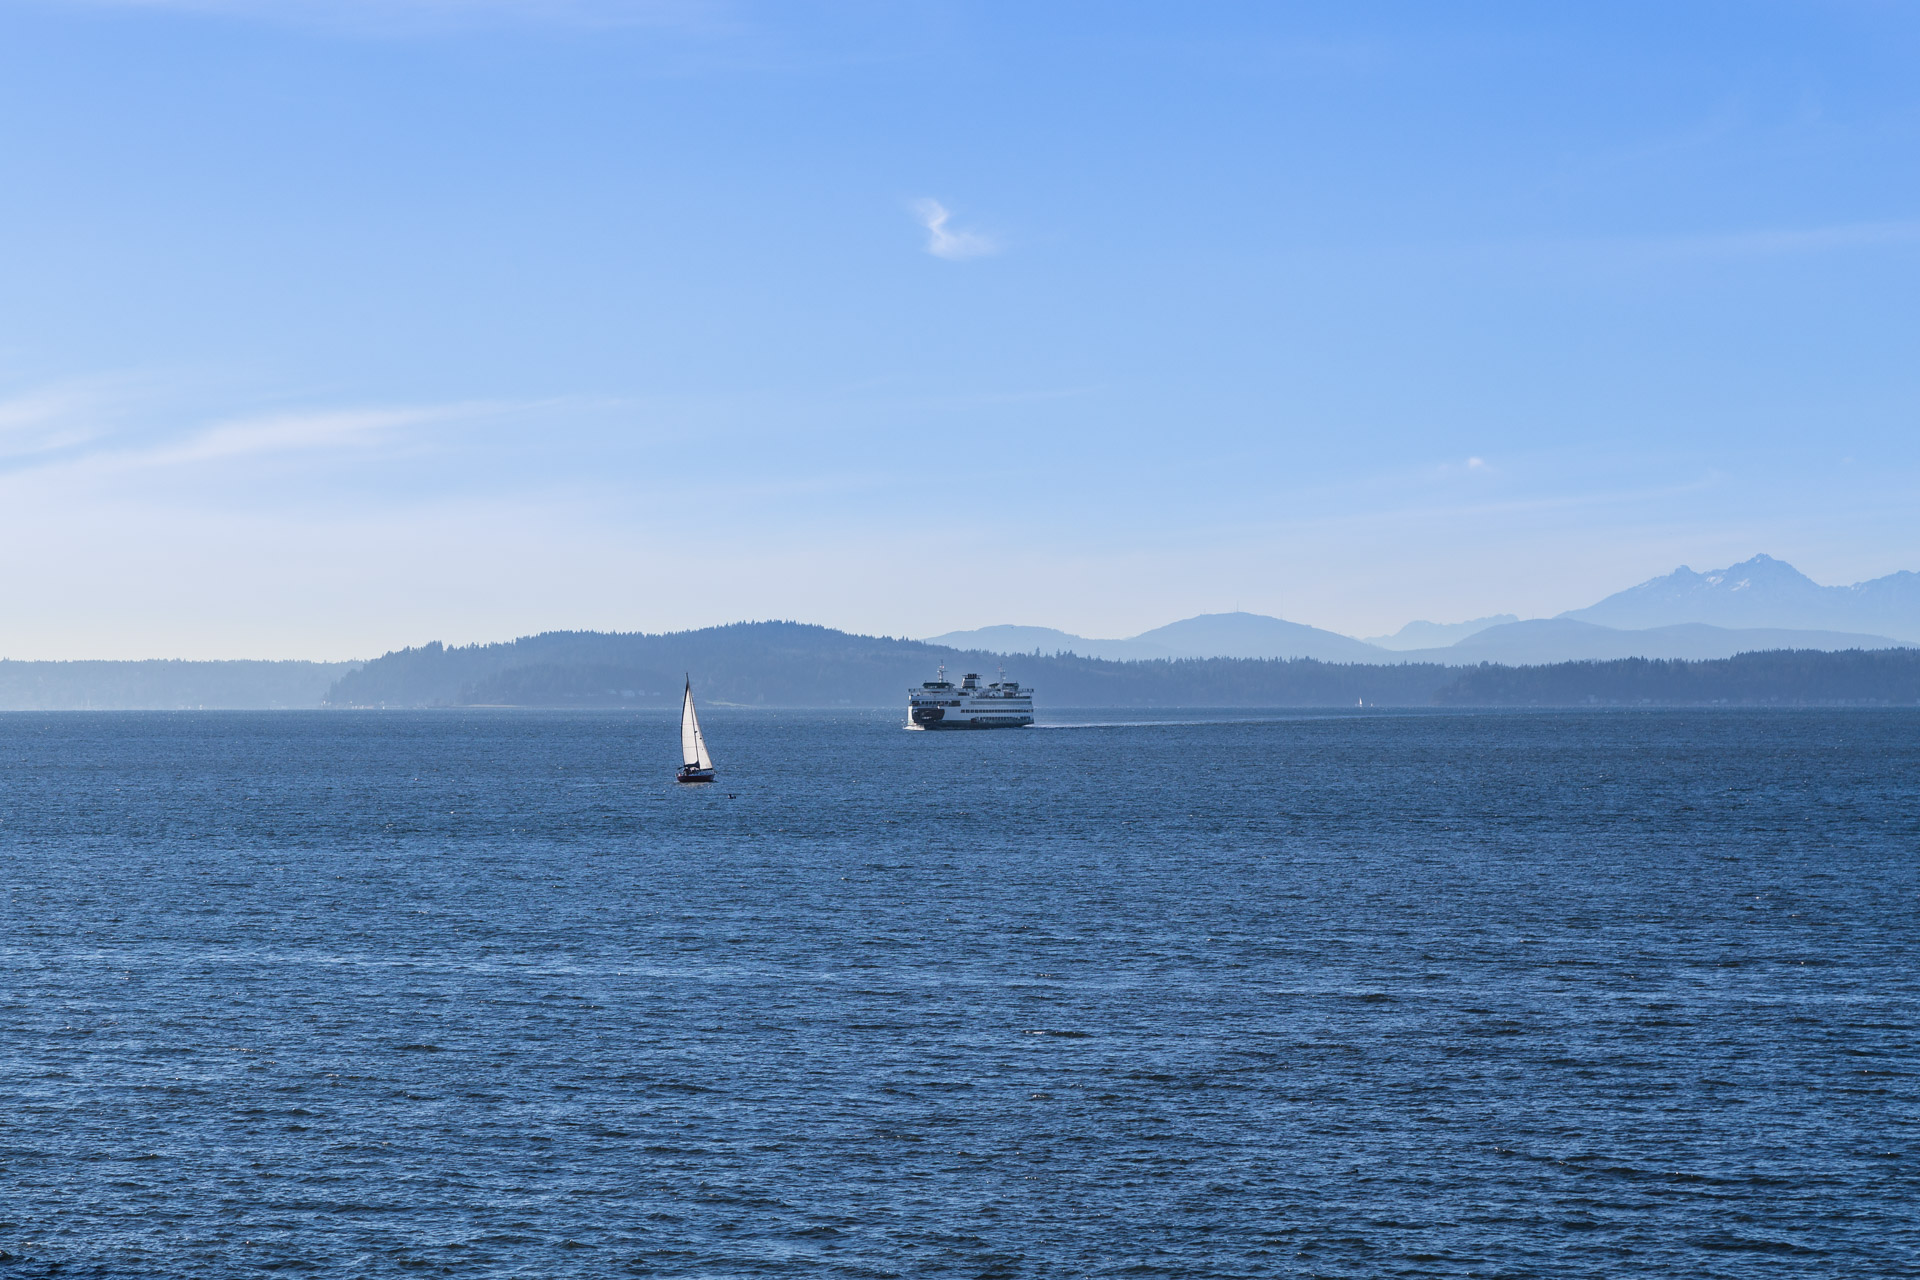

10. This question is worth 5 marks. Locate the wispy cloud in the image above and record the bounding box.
[141,404,460,466]
[0,384,102,446]
[0,374,161,465]
[912,199,997,261]
[0,386,87,435]
[0,383,513,482]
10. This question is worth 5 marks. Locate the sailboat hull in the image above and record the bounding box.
[675,767,716,784]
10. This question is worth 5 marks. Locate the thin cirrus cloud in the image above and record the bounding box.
[140,405,457,467]
[0,390,496,482]
[911,199,997,261]
[0,384,111,458]
[0,375,175,470]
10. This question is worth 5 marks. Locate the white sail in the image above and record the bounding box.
[680,680,713,770]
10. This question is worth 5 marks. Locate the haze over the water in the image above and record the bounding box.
[2,2,1917,659]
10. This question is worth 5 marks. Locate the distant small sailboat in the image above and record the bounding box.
[676,677,716,784]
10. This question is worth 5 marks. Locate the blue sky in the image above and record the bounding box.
[2,0,1917,658]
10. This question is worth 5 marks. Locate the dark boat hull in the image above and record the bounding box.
[676,767,716,783]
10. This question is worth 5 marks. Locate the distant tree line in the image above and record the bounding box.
[1432,649,1920,706]
[10,632,1906,713]
[324,626,1920,710]
[323,622,1455,708]
[0,660,356,711]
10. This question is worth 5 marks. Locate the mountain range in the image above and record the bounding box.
[926,555,1920,665]
[1364,615,1518,650]
[5,554,1916,709]
[924,616,1384,664]
[1562,553,1920,635]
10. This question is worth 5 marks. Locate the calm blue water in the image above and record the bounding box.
[1,709,1916,1277]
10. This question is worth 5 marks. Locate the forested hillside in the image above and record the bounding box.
[323,625,1920,710]
[324,622,1455,708]
[1433,649,1920,706]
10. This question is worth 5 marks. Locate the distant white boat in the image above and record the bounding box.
[907,663,1034,729]
[676,677,716,783]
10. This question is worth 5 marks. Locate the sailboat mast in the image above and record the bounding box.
[680,675,714,771]
[680,678,699,767]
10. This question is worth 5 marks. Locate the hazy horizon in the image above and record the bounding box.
[4,3,1918,659]
[4,549,1917,663]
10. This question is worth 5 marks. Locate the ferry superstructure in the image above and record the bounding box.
[908,664,1034,729]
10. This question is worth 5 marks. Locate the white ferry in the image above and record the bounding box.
[908,664,1034,729]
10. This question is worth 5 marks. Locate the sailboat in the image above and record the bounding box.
[676,677,716,784]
